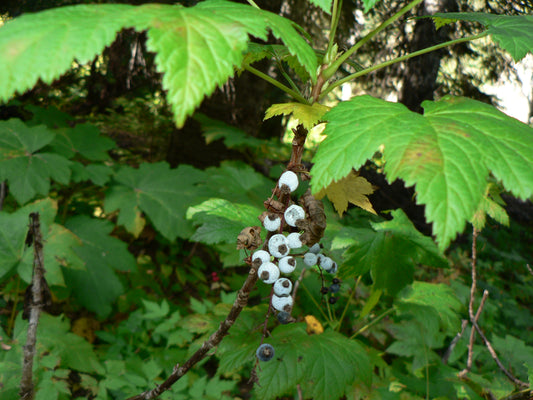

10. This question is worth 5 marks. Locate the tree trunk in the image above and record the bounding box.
[399,0,458,113]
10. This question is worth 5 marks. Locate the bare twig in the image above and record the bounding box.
[526,264,533,276]
[458,227,528,387]
[442,319,468,364]
[458,227,479,377]
[470,306,528,388]
[0,180,6,211]
[20,213,47,400]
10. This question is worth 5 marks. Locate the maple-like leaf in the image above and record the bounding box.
[64,216,136,317]
[264,102,330,130]
[332,209,447,294]
[104,162,209,240]
[0,119,71,204]
[0,1,316,127]
[312,95,533,250]
[315,170,377,215]
[256,324,371,400]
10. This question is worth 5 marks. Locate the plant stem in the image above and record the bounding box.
[336,275,360,331]
[245,0,260,9]
[322,0,424,80]
[326,0,342,58]
[350,307,394,339]
[319,32,488,100]
[244,65,309,104]
[301,281,330,322]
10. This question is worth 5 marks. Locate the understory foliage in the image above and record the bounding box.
[0,1,532,399]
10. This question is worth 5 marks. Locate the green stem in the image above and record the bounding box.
[320,31,488,100]
[244,64,309,104]
[245,0,260,9]
[301,281,330,322]
[336,276,361,332]
[326,0,342,59]
[322,0,424,80]
[277,61,301,94]
[350,307,394,339]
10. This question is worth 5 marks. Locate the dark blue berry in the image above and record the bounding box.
[256,343,275,361]
[329,283,340,293]
[277,311,292,324]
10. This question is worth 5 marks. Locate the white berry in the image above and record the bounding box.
[272,294,294,312]
[319,256,334,271]
[286,232,303,249]
[278,171,298,193]
[284,205,305,227]
[278,256,296,274]
[268,234,290,258]
[263,213,281,232]
[273,278,293,296]
[303,252,318,267]
[252,250,271,265]
[258,262,280,284]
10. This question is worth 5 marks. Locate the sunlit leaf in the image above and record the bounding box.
[264,102,330,130]
[312,95,533,250]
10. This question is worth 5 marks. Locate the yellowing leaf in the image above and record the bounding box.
[471,184,509,230]
[264,102,330,130]
[316,170,377,216]
[304,315,324,334]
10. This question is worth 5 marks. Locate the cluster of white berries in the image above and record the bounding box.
[253,171,338,362]
[254,171,337,316]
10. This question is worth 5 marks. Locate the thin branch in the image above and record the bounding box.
[322,0,424,80]
[244,64,309,104]
[0,180,6,211]
[127,264,259,400]
[526,263,533,276]
[319,32,489,100]
[350,308,394,339]
[442,319,468,364]
[471,300,528,388]
[459,227,480,376]
[20,213,47,400]
[457,227,528,387]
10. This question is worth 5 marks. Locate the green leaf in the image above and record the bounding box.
[133,0,316,127]
[0,198,82,286]
[201,161,274,205]
[47,123,115,161]
[362,0,383,13]
[338,209,447,295]
[492,334,533,381]
[63,216,136,317]
[194,113,265,150]
[256,324,371,400]
[432,13,533,61]
[398,281,463,332]
[0,119,71,204]
[0,4,133,102]
[105,162,208,240]
[264,102,330,130]
[312,95,533,250]
[71,162,113,186]
[0,1,316,128]
[187,198,262,245]
[308,0,332,14]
